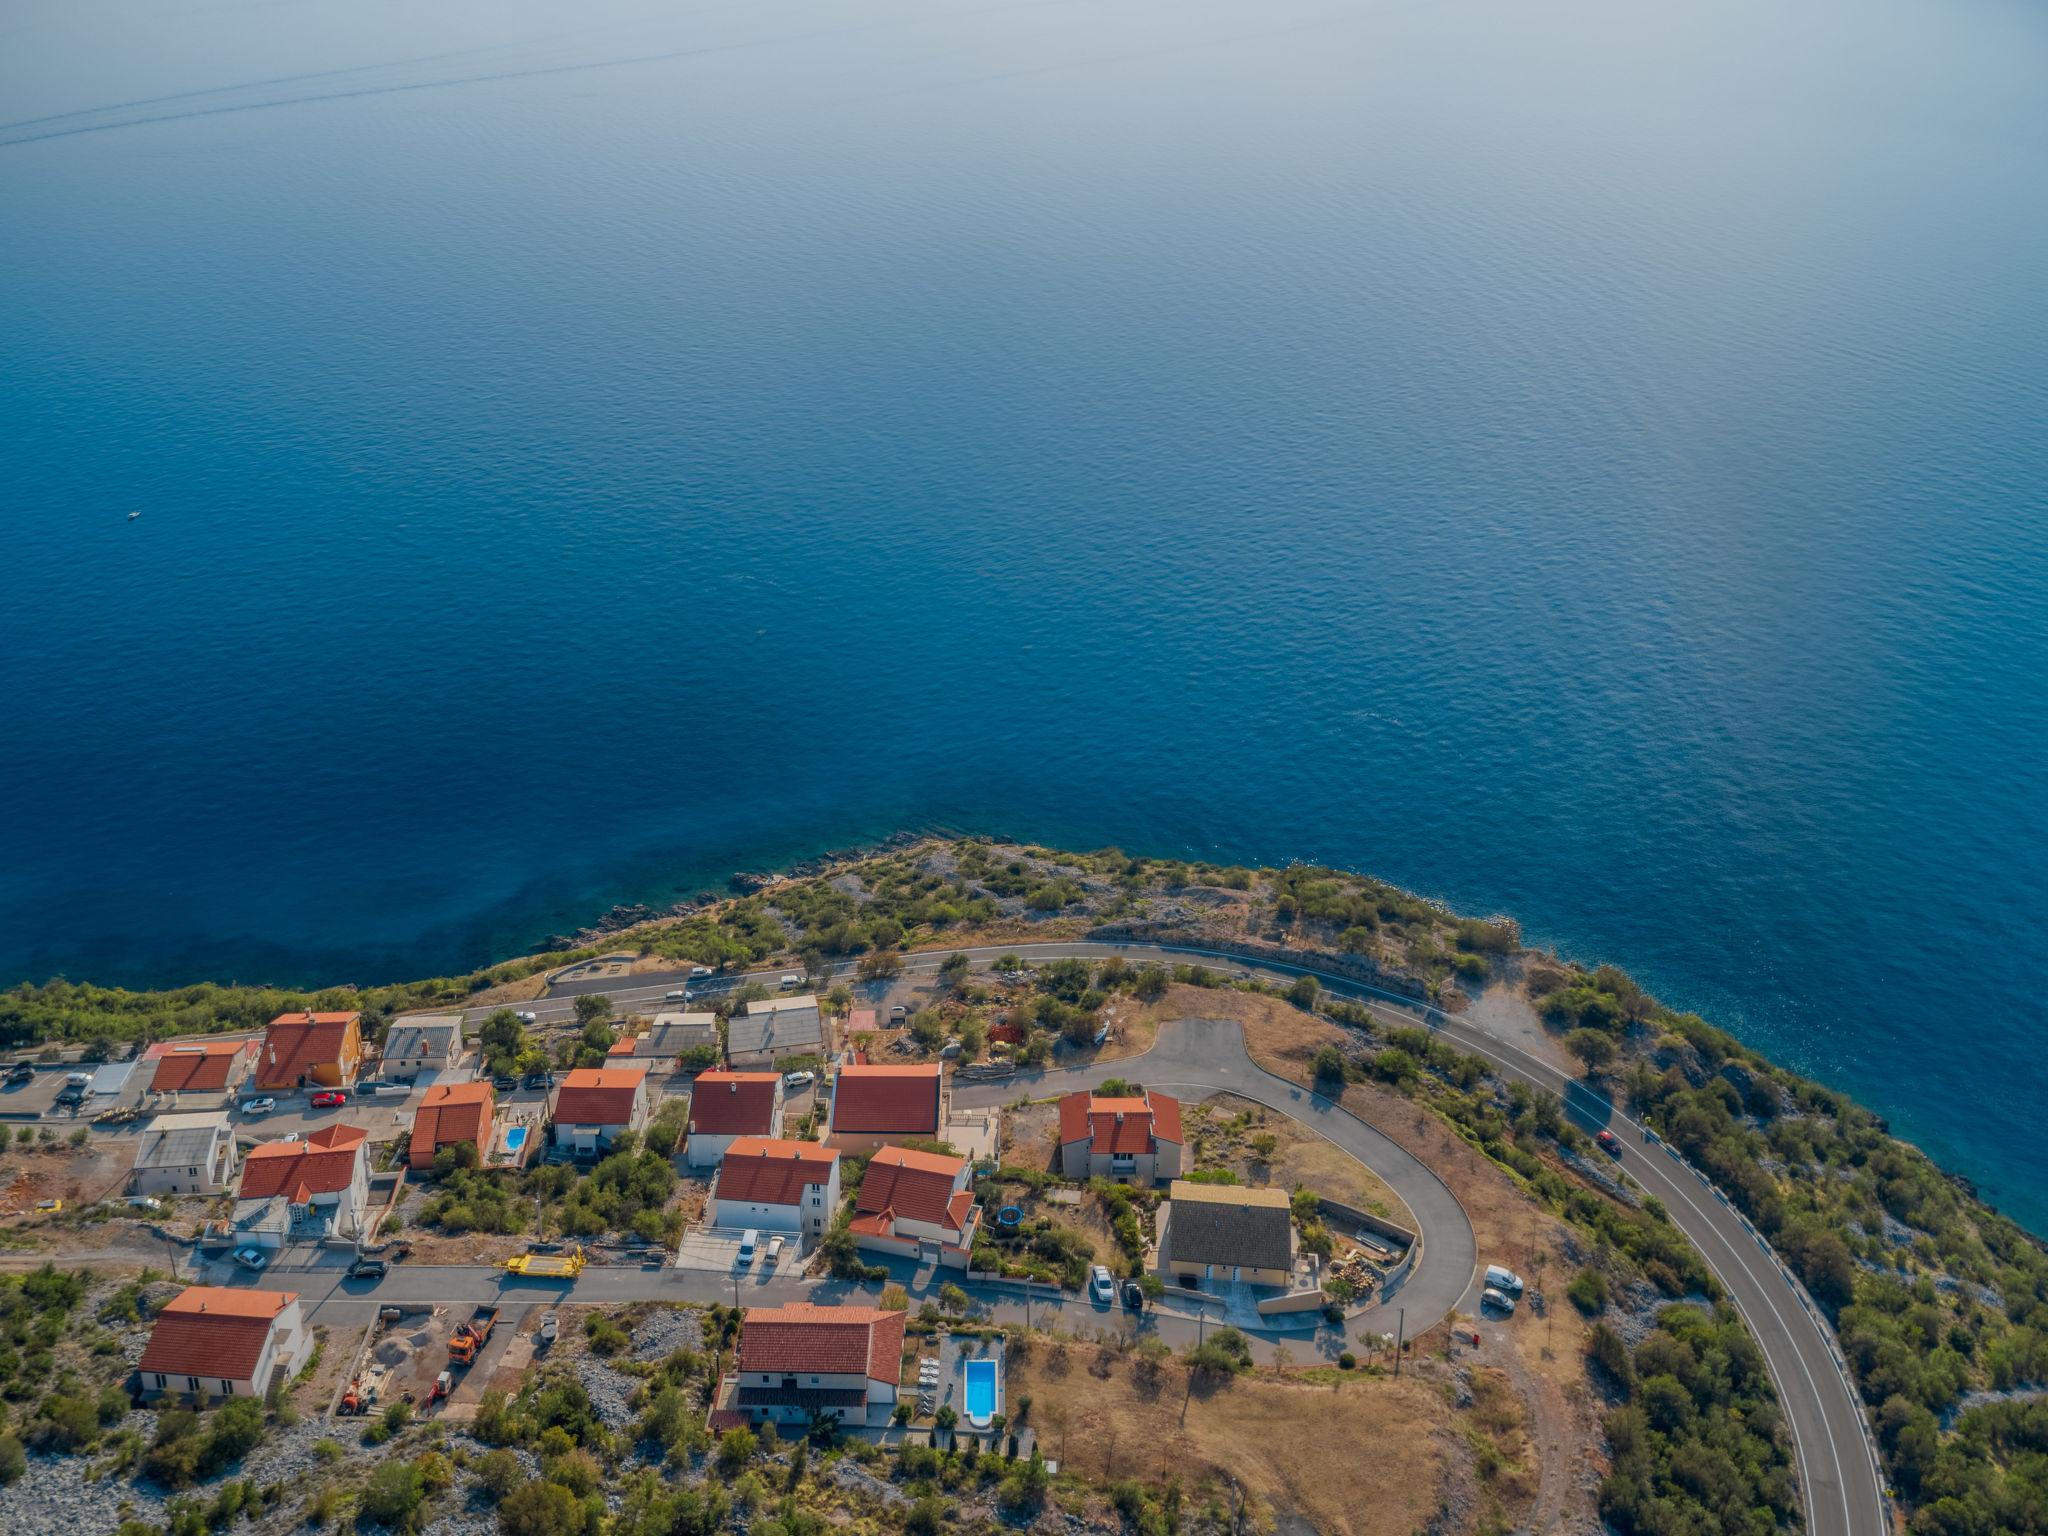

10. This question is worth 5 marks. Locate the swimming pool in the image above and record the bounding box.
[505,1127,527,1152]
[963,1357,999,1428]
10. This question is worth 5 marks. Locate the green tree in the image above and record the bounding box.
[358,1458,423,1527]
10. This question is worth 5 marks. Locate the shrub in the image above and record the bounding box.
[1567,1268,1610,1316]
[357,1458,423,1527]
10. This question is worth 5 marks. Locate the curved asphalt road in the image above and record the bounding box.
[453,937,1885,1536]
[947,1014,1477,1350]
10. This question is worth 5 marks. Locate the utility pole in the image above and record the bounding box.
[1393,1307,1404,1376]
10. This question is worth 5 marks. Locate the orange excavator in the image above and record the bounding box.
[339,1379,366,1416]
[447,1305,499,1366]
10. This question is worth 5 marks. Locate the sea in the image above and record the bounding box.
[2,0,2045,1230]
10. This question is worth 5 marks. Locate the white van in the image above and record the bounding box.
[778,974,802,990]
[737,1229,760,1267]
[1485,1264,1525,1294]
[664,989,690,1003]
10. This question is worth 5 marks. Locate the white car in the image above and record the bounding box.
[239,1097,277,1116]
[737,1229,760,1266]
[515,1010,538,1024]
[664,989,690,1003]
[691,965,714,978]
[1481,1287,1517,1314]
[782,1070,815,1090]
[233,1247,268,1272]
[1484,1264,1525,1294]
[1089,1265,1116,1304]
[127,1195,163,1212]
[766,1234,785,1263]
[778,973,802,990]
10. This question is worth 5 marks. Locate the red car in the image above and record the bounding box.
[1596,1130,1622,1156]
[310,1090,347,1108]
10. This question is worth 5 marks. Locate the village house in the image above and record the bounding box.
[639,1012,722,1067]
[726,995,825,1069]
[136,1286,312,1402]
[130,1110,238,1197]
[714,1302,904,1430]
[146,1039,254,1101]
[232,1123,371,1248]
[409,1080,495,1170]
[848,1145,980,1269]
[683,1070,783,1170]
[825,1063,945,1156]
[1056,1087,1184,1184]
[253,1010,365,1093]
[708,1137,841,1247]
[1156,1180,1296,1289]
[551,1066,650,1157]
[380,1014,465,1078]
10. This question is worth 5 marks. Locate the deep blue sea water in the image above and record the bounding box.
[3,0,2046,1228]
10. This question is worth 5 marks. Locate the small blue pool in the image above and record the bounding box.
[505,1127,528,1152]
[963,1356,999,1428]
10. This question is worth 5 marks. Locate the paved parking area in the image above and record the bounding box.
[673,1228,806,1280]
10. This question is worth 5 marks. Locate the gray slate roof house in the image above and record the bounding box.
[1158,1181,1295,1281]
[382,1015,465,1075]
[727,996,824,1066]
[640,1012,721,1058]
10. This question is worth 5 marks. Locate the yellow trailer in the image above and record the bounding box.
[504,1244,586,1279]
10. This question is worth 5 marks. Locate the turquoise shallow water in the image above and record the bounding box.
[2,0,2045,1230]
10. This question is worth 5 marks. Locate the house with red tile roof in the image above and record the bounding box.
[848,1145,980,1269]
[1055,1088,1184,1185]
[709,1137,841,1246]
[409,1081,496,1171]
[233,1123,370,1246]
[551,1067,650,1157]
[253,1011,365,1092]
[713,1302,905,1429]
[824,1064,945,1156]
[147,1038,255,1099]
[684,1071,784,1170]
[136,1286,312,1401]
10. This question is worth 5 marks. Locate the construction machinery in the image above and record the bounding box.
[447,1304,499,1364]
[427,1371,452,1406]
[503,1243,586,1279]
[339,1379,367,1416]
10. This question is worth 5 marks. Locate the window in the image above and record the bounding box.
[155,1374,167,1389]
[188,1376,199,1391]
[221,1381,233,1394]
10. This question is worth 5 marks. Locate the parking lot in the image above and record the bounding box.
[672,1227,807,1279]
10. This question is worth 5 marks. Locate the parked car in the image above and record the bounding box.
[782,1070,815,1090]
[778,974,802,991]
[1481,1286,1517,1314]
[233,1247,268,1272]
[492,1075,518,1091]
[889,1005,908,1021]
[766,1234,785,1264]
[34,1198,62,1213]
[346,1258,388,1280]
[514,1010,538,1024]
[127,1195,163,1213]
[310,1090,346,1108]
[1121,1280,1146,1312]
[240,1097,277,1116]
[522,1071,553,1091]
[66,1071,93,1086]
[1595,1130,1622,1157]
[664,989,690,1003]
[737,1229,760,1266]
[4,1064,34,1085]
[1484,1264,1525,1294]
[1089,1265,1116,1304]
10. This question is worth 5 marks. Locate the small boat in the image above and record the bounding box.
[127,510,140,521]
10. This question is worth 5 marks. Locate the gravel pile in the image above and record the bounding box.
[831,1456,908,1506]
[576,1358,638,1427]
[632,1307,702,1361]
[0,1451,169,1536]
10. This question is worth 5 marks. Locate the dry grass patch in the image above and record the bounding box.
[1012,1339,1448,1536]
[1185,1093,1413,1228]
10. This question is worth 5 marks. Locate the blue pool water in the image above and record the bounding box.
[505,1127,528,1153]
[963,1358,999,1427]
[1,0,2045,1233]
